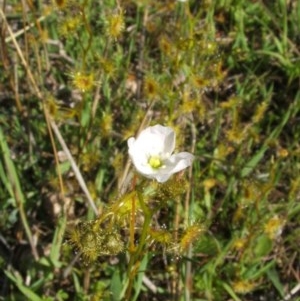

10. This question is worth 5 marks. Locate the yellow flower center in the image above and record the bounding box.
[148,156,163,169]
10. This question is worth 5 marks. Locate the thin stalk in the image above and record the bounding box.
[129,190,136,253]
[184,122,196,301]
[50,120,99,217]
[125,188,152,300]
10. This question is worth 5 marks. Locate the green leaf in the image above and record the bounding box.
[266,267,284,297]
[221,282,242,301]
[49,215,67,267]
[110,269,123,301]
[241,146,268,178]
[5,270,43,301]
[0,128,26,204]
[133,254,149,301]
[250,261,276,280]
[254,234,273,258]
[58,161,71,174]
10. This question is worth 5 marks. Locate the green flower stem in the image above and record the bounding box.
[129,191,136,254]
[125,188,152,300]
[135,189,151,255]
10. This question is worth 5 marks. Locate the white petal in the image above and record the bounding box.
[153,173,173,183]
[151,152,194,183]
[163,152,194,174]
[127,137,135,148]
[138,125,175,156]
[133,162,155,176]
[150,125,175,155]
[162,130,176,156]
[134,130,162,155]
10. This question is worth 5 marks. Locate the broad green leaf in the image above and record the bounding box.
[110,269,123,301]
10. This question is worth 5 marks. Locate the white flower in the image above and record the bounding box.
[128,124,194,183]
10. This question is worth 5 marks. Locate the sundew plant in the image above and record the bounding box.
[0,0,300,300]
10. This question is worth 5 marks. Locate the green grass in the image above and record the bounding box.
[0,0,300,300]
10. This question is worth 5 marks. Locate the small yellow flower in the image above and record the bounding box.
[181,100,195,114]
[203,178,217,191]
[59,16,81,36]
[264,215,285,239]
[232,280,256,294]
[71,71,96,92]
[232,238,247,251]
[226,127,246,144]
[105,11,125,40]
[277,147,289,158]
[143,76,160,99]
[98,58,116,78]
